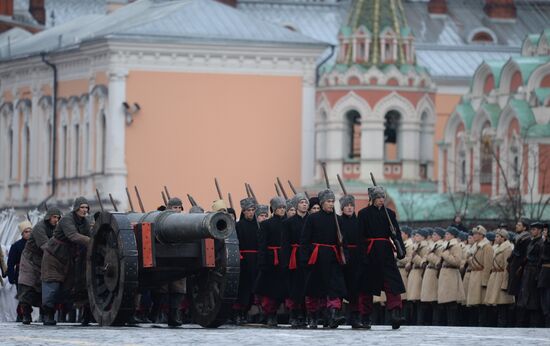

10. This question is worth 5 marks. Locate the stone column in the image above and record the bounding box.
[360,120,384,181]
[400,120,420,180]
[324,119,345,183]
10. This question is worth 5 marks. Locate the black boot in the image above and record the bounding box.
[297,310,307,328]
[168,294,184,327]
[350,311,364,329]
[390,309,405,330]
[545,315,550,328]
[497,305,508,328]
[267,314,278,327]
[43,307,57,326]
[80,305,92,326]
[361,314,372,330]
[21,304,32,325]
[446,303,459,327]
[290,310,300,329]
[328,308,345,329]
[307,312,318,329]
[67,308,76,323]
[235,310,247,326]
[478,305,488,327]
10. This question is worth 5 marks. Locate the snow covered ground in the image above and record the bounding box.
[1,323,549,346]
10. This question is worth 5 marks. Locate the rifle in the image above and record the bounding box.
[161,191,168,206]
[245,183,252,198]
[95,188,104,212]
[274,183,282,197]
[228,193,234,210]
[134,186,146,213]
[187,194,197,207]
[288,179,310,199]
[163,186,171,200]
[337,174,348,195]
[125,187,135,212]
[276,177,289,199]
[247,183,257,201]
[369,172,405,259]
[109,193,119,212]
[320,162,346,265]
[214,178,223,200]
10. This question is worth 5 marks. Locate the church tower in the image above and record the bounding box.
[315,0,436,198]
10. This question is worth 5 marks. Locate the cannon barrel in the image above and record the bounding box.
[126,210,233,243]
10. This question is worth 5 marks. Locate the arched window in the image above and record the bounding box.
[384,110,401,161]
[480,123,493,185]
[472,32,494,43]
[461,159,466,186]
[345,110,361,159]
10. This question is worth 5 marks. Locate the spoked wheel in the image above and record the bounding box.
[87,212,139,326]
[189,233,240,328]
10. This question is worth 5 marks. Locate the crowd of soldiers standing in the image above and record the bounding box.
[1,188,549,330]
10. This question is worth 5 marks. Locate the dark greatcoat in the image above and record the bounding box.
[299,209,347,298]
[7,238,26,285]
[507,231,531,296]
[517,236,544,310]
[340,213,363,301]
[254,214,287,300]
[18,219,56,290]
[538,237,550,289]
[281,212,307,301]
[357,205,406,296]
[41,212,90,287]
[235,215,260,307]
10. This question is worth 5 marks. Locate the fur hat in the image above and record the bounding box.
[72,196,89,212]
[368,186,386,201]
[472,225,487,236]
[211,199,227,212]
[240,197,256,211]
[18,220,32,234]
[270,196,286,211]
[445,226,460,238]
[308,197,320,211]
[45,207,62,221]
[255,204,269,217]
[189,205,204,214]
[458,231,468,241]
[486,231,496,242]
[167,197,183,209]
[286,198,296,210]
[339,194,355,209]
[495,229,509,240]
[433,227,446,239]
[416,228,429,239]
[318,189,335,205]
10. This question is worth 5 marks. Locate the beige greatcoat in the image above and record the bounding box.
[397,238,413,300]
[421,239,444,302]
[461,243,474,304]
[406,240,429,301]
[466,238,494,306]
[484,240,515,305]
[438,238,465,304]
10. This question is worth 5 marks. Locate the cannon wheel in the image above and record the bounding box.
[189,231,240,328]
[87,212,139,326]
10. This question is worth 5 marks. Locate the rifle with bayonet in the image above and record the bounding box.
[320,162,346,265]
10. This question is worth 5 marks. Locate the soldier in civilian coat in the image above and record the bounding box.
[437,227,465,326]
[466,225,494,327]
[17,207,62,324]
[484,229,514,327]
[41,197,91,326]
[517,222,545,327]
[538,223,550,327]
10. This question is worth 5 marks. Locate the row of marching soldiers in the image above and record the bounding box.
[234,186,410,329]
[397,220,550,328]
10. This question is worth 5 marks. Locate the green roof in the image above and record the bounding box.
[535,88,550,104]
[455,102,476,130]
[526,124,550,138]
[510,56,550,84]
[527,33,540,45]
[481,103,501,128]
[507,98,537,134]
[340,26,353,38]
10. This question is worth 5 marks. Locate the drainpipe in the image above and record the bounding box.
[316,45,335,86]
[38,52,57,209]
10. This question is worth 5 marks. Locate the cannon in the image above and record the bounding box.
[86,210,240,327]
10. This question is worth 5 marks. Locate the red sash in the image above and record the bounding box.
[308,243,342,265]
[289,244,300,270]
[268,246,281,266]
[365,238,394,254]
